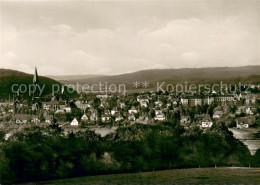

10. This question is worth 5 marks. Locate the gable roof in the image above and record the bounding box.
[44,114,53,120]
[14,114,29,120]
[214,111,223,115]
[81,114,88,120]
[236,117,249,125]
[202,115,212,122]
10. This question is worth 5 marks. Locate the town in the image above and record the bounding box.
[1,68,260,140]
[2,0,260,183]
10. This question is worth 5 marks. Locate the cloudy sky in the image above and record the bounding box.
[1,0,259,75]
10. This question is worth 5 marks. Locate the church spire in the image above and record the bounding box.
[33,67,38,84]
[61,85,64,95]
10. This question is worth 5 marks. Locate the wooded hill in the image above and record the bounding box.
[54,66,260,90]
[0,69,77,100]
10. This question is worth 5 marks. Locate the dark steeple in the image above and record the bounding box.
[33,67,38,85]
[32,67,40,100]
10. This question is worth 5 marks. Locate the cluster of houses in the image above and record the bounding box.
[0,68,259,130]
[0,88,259,130]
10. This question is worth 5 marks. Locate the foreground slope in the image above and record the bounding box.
[32,168,260,184]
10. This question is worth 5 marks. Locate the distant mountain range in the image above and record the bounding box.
[0,69,77,100]
[47,74,105,81]
[1,66,260,99]
[50,66,260,90]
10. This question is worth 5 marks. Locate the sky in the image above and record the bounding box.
[0,0,259,75]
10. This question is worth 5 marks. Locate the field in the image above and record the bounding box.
[31,167,260,184]
[229,128,260,155]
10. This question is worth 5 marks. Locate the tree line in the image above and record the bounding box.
[0,122,259,184]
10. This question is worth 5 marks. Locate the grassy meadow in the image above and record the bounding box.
[32,167,260,184]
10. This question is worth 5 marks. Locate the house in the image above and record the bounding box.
[119,102,125,109]
[96,94,109,99]
[236,117,249,128]
[42,102,51,110]
[104,110,111,115]
[4,133,12,140]
[236,93,247,101]
[228,113,236,118]
[31,115,40,123]
[172,97,179,105]
[115,114,123,122]
[111,108,117,115]
[81,114,88,121]
[90,113,98,121]
[55,109,66,115]
[201,115,213,128]
[42,101,60,110]
[213,111,223,119]
[245,94,256,104]
[101,114,111,122]
[155,109,163,116]
[236,106,246,115]
[59,101,67,109]
[214,95,235,102]
[180,116,191,124]
[0,101,14,107]
[63,104,72,113]
[75,100,89,111]
[154,113,166,121]
[137,114,148,121]
[180,97,189,105]
[190,97,202,106]
[14,114,29,123]
[140,101,148,108]
[90,109,98,121]
[137,95,149,103]
[44,114,53,123]
[100,101,109,108]
[136,114,149,124]
[128,106,138,114]
[117,100,126,109]
[166,100,172,108]
[70,118,79,126]
[54,109,66,120]
[246,107,254,115]
[128,113,136,121]
[32,103,38,111]
[211,90,217,94]
[155,100,163,107]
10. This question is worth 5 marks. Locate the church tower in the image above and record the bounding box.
[32,67,40,100]
[33,67,39,85]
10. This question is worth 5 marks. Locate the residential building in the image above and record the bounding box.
[128,113,136,121]
[71,118,79,126]
[201,115,213,128]
[31,115,40,123]
[101,114,111,122]
[213,111,223,119]
[44,115,53,123]
[128,106,138,114]
[115,114,123,122]
[154,113,166,121]
[14,114,29,123]
[180,116,191,124]
[81,114,88,121]
[236,117,249,128]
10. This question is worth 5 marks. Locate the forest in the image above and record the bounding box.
[0,122,259,184]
